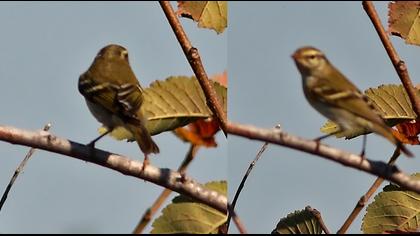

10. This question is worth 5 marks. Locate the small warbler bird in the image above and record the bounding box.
[292,46,412,157]
[78,44,159,168]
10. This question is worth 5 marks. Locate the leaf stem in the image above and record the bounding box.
[306,206,330,234]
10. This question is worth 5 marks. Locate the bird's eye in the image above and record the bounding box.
[309,55,316,60]
[121,50,128,60]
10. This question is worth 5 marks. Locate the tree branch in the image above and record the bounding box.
[159,1,227,135]
[337,147,401,234]
[363,1,420,117]
[226,121,420,193]
[0,125,227,213]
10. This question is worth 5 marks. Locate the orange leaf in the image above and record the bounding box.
[174,118,220,147]
[176,1,207,21]
[388,1,420,46]
[211,71,227,87]
[392,119,420,145]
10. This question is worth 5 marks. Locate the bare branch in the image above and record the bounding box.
[337,148,401,234]
[226,121,420,194]
[0,123,51,213]
[132,144,200,234]
[159,1,227,135]
[363,1,420,117]
[227,124,281,232]
[0,125,227,213]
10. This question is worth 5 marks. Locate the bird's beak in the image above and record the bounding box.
[291,52,298,60]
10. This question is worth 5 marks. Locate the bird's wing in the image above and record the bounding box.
[116,83,144,119]
[312,74,385,126]
[79,72,143,121]
[78,71,119,113]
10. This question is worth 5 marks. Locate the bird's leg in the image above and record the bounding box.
[359,134,367,162]
[87,129,112,148]
[313,133,333,142]
[313,131,340,152]
[141,154,149,173]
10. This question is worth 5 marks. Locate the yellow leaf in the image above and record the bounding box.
[177,1,227,34]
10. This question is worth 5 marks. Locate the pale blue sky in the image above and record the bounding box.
[229,1,419,234]
[0,2,226,233]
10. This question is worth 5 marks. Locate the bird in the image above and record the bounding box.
[78,44,159,170]
[292,46,413,157]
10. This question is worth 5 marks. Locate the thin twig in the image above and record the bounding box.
[337,147,401,234]
[228,204,248,234]
[226,121,420,194]
[363,1,420,117]
[0,123,51,213]
[132,144,200,234]
[306,206,330,234]
[0,125,227,213]
[159,1,227,135]
[227,124,281,232]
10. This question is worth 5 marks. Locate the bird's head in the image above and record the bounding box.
[96,44,129,62]
[292,46,329,75]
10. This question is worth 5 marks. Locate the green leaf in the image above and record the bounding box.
[271,207,323,234]
[321,84,418,139]
[388,1,420,46]
[151,180,227,234]
[362,173,420,234]
[177,1,227,34]
[99,76,227,140]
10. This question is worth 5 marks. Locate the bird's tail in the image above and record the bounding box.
[127,123,160,155]
[372,123,413,157]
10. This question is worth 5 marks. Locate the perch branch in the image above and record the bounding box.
[363,1,420,117]
[0,125,227,213]
[226,122,420,193]
[159,1,227,135]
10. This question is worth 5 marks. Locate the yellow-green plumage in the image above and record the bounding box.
[79,44,159,155]
[292,46,412,157]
